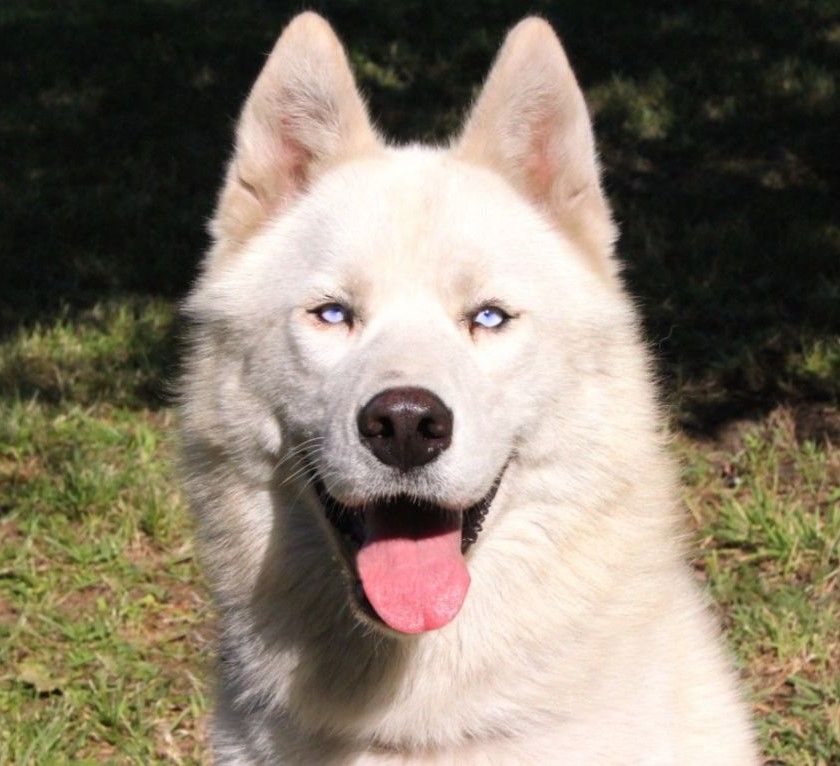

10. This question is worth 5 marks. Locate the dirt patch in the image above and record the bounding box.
[0,455,42,484]
[0,519,23,546]
[793,402,840,445]
[56,582,114,616]
[0,593,18,625]
[124,531,165,569]
[712,415,765,454]
[120,576,212,649]
[709,403,840,453]
[155,709,208,764]
[75,739,119,762]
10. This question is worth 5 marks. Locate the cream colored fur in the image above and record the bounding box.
[178,13,759,764]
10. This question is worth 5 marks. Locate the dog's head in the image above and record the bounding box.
[184,14,629,636]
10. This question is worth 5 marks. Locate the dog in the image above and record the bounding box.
[178,13,759,764]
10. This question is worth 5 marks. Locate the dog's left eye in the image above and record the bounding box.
[312,302,352,326]
[471,306,509,330]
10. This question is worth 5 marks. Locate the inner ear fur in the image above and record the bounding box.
[211,12,380,248]
[455,17,617,279]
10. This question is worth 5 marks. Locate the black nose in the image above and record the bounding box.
[357,387,453,472]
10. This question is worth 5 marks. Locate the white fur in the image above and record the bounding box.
[178,13,758,764]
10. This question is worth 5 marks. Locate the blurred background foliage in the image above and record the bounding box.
[2,0,838,428]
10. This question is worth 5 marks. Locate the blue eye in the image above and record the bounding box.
[471,306,509,330]
[313,303,351,326]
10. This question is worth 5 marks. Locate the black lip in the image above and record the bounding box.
[309,464,505,555]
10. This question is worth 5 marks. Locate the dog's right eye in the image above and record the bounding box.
[311,302,352,327]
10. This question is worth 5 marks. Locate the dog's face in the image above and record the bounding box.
[186,14,620,636]
[258,155,549,508]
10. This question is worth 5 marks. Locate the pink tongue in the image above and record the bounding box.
[356,508,470,634]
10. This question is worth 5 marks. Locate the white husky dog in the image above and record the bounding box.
[179,12,758,764]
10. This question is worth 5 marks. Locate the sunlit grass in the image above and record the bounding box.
[1,298,837,763]
[0,298,176,408]
[679,413,840,763]
[0,393,208,764]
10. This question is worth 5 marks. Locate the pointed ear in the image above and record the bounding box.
[455,18,617,277]
[212,12,380,245]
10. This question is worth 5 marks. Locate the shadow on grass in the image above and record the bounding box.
[2,0,837,425]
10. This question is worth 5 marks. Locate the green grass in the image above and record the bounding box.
[0,419,208,763]
[1,307,209,764]
[680,419,840,763]
[1,0,838,762]
[2,308,837,764]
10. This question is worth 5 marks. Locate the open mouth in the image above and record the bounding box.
[310,468,504,635]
